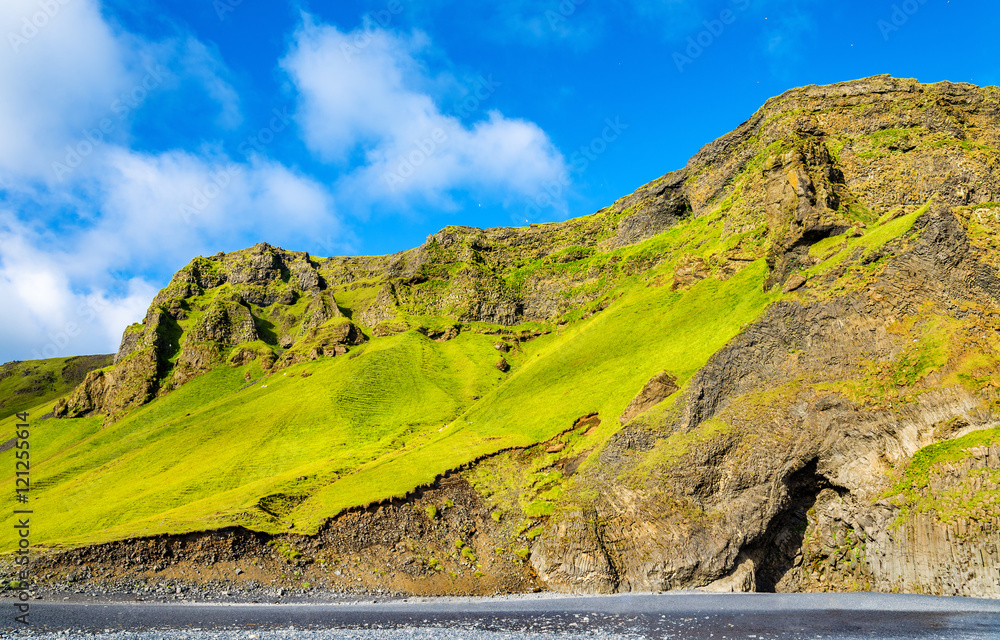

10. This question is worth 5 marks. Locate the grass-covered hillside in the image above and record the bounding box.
[0,211,776,548]
[1,77,999,599]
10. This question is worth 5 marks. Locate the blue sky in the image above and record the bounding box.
[1,0,997,362]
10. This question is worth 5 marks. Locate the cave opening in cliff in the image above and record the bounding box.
[752,458,845,592]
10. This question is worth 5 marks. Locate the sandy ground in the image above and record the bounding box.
[3,591,1000,639]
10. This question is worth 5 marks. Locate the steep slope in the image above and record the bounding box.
[2,75,1000,598]
[0,250,775,548]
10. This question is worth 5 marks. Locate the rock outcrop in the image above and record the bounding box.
[619,372,679,425]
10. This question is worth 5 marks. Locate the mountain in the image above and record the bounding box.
[2,75,1000,598]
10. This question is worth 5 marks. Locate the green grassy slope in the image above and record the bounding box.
[0,331,503,547]
[0,209,777,550]
[294,260,775,528]
[888,426,1000,525]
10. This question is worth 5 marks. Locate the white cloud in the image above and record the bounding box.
[0,0,131,178]
[0,3,341,362]
[488,0,601,47]
[52,150,340,285]
[98,148,344,261]
[281,20,569,210]
[395,0,600,48]
[0,0,245,189]
[0,144,345,361]
[0,214,156,360]
[171,36,243,130]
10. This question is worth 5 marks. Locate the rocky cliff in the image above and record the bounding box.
[530,207,1000,597]
[524,76,1000,597]
[16,76,1000,599]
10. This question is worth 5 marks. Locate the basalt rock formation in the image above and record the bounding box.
[12,76,1000,599]
[526,77,1000,597]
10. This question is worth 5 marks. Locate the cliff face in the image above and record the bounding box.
[32,76,1000,598]
[529,209,1000,597]
[0,355,111,421]
[523,75,1000,597]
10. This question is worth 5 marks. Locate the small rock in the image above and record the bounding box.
[783,274,808,293]
[671,255,711,291]
[619,373,677,425]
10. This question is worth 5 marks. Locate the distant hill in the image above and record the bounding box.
[0,355,112,421]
